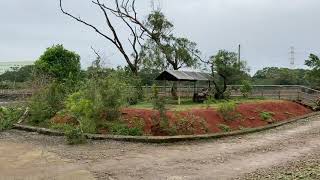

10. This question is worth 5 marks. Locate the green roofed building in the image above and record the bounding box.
[0,61,34,75]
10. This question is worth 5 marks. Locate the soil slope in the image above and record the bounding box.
[123,100,312,135]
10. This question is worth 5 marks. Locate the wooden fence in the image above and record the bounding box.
[0,85,319,106]
[142,85,320,107]
[0,89,32,100]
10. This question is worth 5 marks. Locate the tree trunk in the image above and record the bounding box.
[213,74,228,99]
[171,66,179,99]
[171,82,178,99]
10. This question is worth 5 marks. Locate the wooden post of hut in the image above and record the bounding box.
[178,80,181,105]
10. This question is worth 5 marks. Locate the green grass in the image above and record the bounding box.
[130,97,284,111]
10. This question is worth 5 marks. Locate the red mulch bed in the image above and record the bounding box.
[122,101,312,135]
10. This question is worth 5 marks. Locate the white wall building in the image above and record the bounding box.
[0,61,34,74]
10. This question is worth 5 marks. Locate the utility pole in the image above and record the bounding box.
[238,44,241,64]
[289,46,295,69]
[238,44,241,70]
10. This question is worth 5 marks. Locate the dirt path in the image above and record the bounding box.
[0,115,320,180]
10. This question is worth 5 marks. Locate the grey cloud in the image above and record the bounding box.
[1,0,320,73]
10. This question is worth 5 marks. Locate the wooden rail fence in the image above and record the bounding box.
[0,85,319,106]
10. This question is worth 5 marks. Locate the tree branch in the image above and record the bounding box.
[60,0,115,44]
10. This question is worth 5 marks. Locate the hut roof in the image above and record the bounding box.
[155,70,213,81]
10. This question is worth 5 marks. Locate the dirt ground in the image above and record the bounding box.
[0,114,320,180]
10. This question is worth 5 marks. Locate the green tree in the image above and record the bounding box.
[141,11,201,98]
[253,67,310,85]
[141,37,200,71]
[207,50,249,99]
[305,54,320,88]
[35,45,81,82]
[240,80,253,98]
[0,65,34,83]
[142,11,200,71]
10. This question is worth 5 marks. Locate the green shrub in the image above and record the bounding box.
[150,84,172,135]
[217,102,240,121]
[314,97,320,111]
[65,126,86,145]
[204,96,215,109]
[171,113,199,135]
[223,88,232,100]
[65,91,96,133]
[0,106,24,131]
[240,80,253,98]
[129,117,145,131]
[50,123,75,132]
[218,124,231,132]
[65,72,131,133]
[260,111,275,122]
[34,44,81,83]
[127,85,144,105]
[29,82,67,125]
[107,122,144,136]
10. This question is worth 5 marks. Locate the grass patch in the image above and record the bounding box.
[218,124,231,132]
[260,111,275,122]
[130,98,282,111]
[217,102,241,121]
[65,127,86,145]
[0,106,25,131]
[107,122,144,136]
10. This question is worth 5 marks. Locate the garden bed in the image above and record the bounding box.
[122,100,312,135]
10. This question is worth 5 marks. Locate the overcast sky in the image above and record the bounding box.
[1,0,320,74]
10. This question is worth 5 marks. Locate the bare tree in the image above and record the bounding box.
[59,0,150,75]
[60,0,186,75]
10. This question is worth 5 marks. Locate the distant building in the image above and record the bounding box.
[0,61,34,75]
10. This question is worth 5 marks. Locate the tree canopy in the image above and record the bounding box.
[0,65,34,82]
[35,45,81,82]
[305,54,320,89]
[141,11,201,71]
[253,67,310,86]
[206,50,250,99]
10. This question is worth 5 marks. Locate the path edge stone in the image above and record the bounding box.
[12,112,320,143]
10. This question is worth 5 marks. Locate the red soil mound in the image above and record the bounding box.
[122,101,312,136]
[51,114,78,125]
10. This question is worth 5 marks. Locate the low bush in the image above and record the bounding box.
[65,72,131,133]
[64,126,86,145]
[29,82,67,125]
[171,113,209,135]
[171,115,196,135]
[150,84,172,135]
[218,124,231,132]
[314,97,320,111]
[128,117,145,131]
[217,102,241,121]
[260,111,275,122]
[107,122,144,136]
[240,80,253,98]
[0,106,24,131]
[65,91,96,133]
[204,96,215,109]
[50,123,75,132]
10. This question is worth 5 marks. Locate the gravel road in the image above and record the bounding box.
[0,114,319,180]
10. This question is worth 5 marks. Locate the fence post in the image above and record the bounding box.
[278,90,281,100]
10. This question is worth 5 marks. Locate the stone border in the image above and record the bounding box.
[12,111,320,143]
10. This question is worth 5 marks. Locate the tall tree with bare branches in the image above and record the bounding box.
[59,0,150,75]
[60,0,200,76]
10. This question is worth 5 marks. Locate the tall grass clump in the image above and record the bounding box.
[217,101,241,121]
[0,106,24,131]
